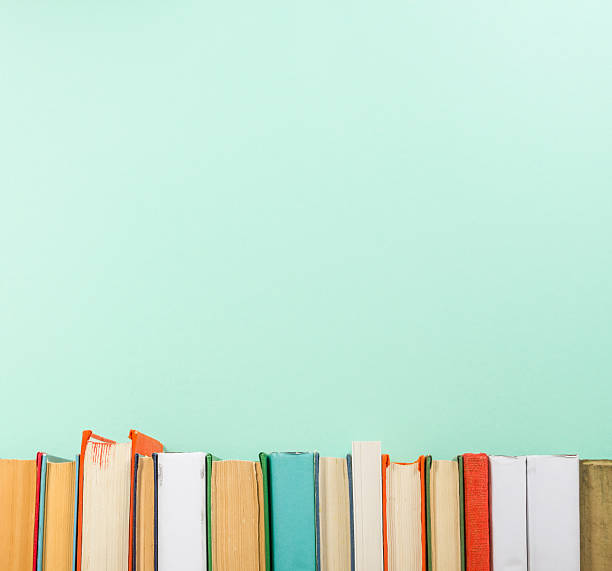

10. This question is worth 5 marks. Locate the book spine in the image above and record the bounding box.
[463,454,490,571]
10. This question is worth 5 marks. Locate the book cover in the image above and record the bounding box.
[461,454,489,571]
[580,459,612,570]
[526,455,580,571]
[268,452,316,571]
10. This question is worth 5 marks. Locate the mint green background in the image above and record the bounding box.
[1,2,611,461]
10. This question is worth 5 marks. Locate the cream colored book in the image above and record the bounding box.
[385,459,423,571]
[427,459,461,571]
[210,459,266,571]
[351,441,383,571]
[42,460,76,571]
[318,457,351,571]
[81,440,132,571]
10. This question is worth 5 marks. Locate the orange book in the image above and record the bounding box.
[75,430,163,571]
[382,454,427,571]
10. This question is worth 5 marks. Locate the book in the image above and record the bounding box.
[382,454,426,571]
[526,455,580,571]
[425,458,461,571]
[75,430,162,571]
[0,457,37,571]
[134,455,155,571]
[128,431,163,571]
[488,456,527,571]
[37,455,76,571]
[208,457,267,570]
[580,459,612,570]
[267,452,317,571]
[317,457,352,571]
[460,454,490,571]
[351,441,383,571]
[80,434,132,571]
[154,452,207,571]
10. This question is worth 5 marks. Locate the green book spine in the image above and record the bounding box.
[259,453,272,571]
[206,454,221,571]
[424,456,433,571]
[457,455,466,571]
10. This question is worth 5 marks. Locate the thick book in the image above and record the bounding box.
[425,458,461,571]
[133,455,155,571]
[488,456,527,571]
[382,454,426,571]
[0,457,37,571]
[459,454,490,571]
[351,442,383,571]
[580,459,612,570]
[207,456,267,570]
[36,454,76,571]
[75,430,162,571]
[80,435,132,571]
[154,452,207,571]
[317,457,352,571]
[267,451,316,571]
[526,455,580,571]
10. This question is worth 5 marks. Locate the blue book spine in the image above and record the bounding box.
[36,455,48,571]
[269,452,316,571]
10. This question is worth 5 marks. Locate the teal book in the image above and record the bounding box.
[268,452,317,571]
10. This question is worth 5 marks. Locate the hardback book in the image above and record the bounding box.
[133,455,155,571]
[580,459,612,570]
[316,457,352,571]
[488,456,527,571]
[351,441,383,571]
[207,455,268,571]
[382,454,426,571]
[36,454,77,571]
[78,433,132,571]
[154,452,208,571]
[459,454,490,571]
[129,431,163,571]
[75,430,163,571]
[526,455,580,571]
[0,457,37,571]
[267,451,317,571]
[425,458,461,571]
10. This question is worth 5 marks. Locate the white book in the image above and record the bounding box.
[156,452,207,571]
[526,455,580,571]
[489,456,527,571]
[351,441,383,571]
[81,439,132,571]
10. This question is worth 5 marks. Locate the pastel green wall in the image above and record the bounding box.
[2,1,611,461]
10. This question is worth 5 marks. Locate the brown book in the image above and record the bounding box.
[580,459,612,571]
[211,460,266,571]
[42,460,76,571]
[135,456,155,571]
[0,459,37,571]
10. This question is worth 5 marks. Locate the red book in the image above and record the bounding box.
[463,453,490,571]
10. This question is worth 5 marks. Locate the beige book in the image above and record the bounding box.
[319,457,351,571]
[136,457,155,571]
[386,462,422,571]
[42,460,76,571]
[211,460,266,571]
[429,460,461,571]
[0,459,37,571]
[580,459,612,571]
[82,440,132,571]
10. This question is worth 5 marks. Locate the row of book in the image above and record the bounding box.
[0,430,608,571]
